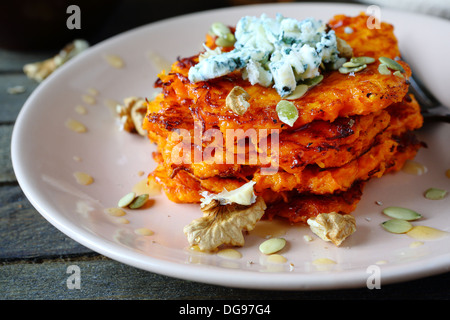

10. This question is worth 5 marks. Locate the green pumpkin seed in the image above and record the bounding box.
[382,206,422,221]
[378,63,391,75]
[215,34,236,47]
[424,188,447,200]
[344,56,375,68]
[339,64,367,74]
[378,57,405,73]
[259,238,286,255]
[338,66,353,74]
[350,56,375,64]
[276,100,299,126]
[210,22,231,37]
[129,194,149,209]
[381,219,413,234]
[118,192,136,208]
[342,61,363,68]
[301,75,323,87]
[284,84,308,100]
[393,70,404,78]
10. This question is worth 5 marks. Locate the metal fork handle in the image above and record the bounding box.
[408,74,450,123]
[408,75,440,110]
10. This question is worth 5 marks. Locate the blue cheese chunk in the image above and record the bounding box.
[188,13,342,97]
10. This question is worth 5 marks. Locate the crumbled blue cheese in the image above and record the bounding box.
[188,14,342,97]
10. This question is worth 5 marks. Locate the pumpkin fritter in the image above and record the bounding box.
[143,13,423,223]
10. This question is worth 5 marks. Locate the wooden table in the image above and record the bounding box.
[1,2,449,302]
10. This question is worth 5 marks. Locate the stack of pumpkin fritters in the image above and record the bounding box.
[143,14,423,224]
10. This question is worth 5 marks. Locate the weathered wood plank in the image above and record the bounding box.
[0,125,15,183]
[0,258,246,300]
[0,73,40,123]
[0,49,53,73]
[1,257,450,300]
[0,184,94,260]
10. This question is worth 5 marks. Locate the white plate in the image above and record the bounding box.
[11,3,450,290]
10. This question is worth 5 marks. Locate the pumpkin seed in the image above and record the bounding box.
[210,22,231,38]
[378,57,405,73]
[342,61,363,68]
[424,188,447,200]
[301,75,323,87]
[343,56,375,68]
[259,237,286,255]
[276,100,299,126]
[339,64,367,74]
[284,84,308,100]
[350,56,375,64]
[382,206,422,221]
[393,70,404,78]
[381,219,413,234]
[129,193,149,209]
[378,63,391,75]
[118,192,136,208]
[215,34,236,47]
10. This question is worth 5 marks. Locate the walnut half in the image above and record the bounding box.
[307,212,356,246]
[115,97,147,136]
[225,86,251,115]
[183,196,266,251]
[336,37,353,59]
[23,39,89,82]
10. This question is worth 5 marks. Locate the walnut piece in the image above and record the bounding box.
[116,97,147,136]
[336,37,353,59]
[307,212,356,246]
[23,39,89,82]
[183,196,266,251]
[225,86,250,115]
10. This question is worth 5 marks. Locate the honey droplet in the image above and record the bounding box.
[134,228,154,236]
[87,88,99,96]
[115,217,129,224]
[73,172,94,185]
[82,94,96,105]
[406,226,449,241]
[104,54,125,68]
[249,218,291,238]
[402,160,427,175]
[217,248,242,260]
[266,254,287,264]
[132,178,161,197]
[312,258,337,265]
[104,207,126,217]
[409,241,424,248]
[74,105,87,115]
[65,118,87,133]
